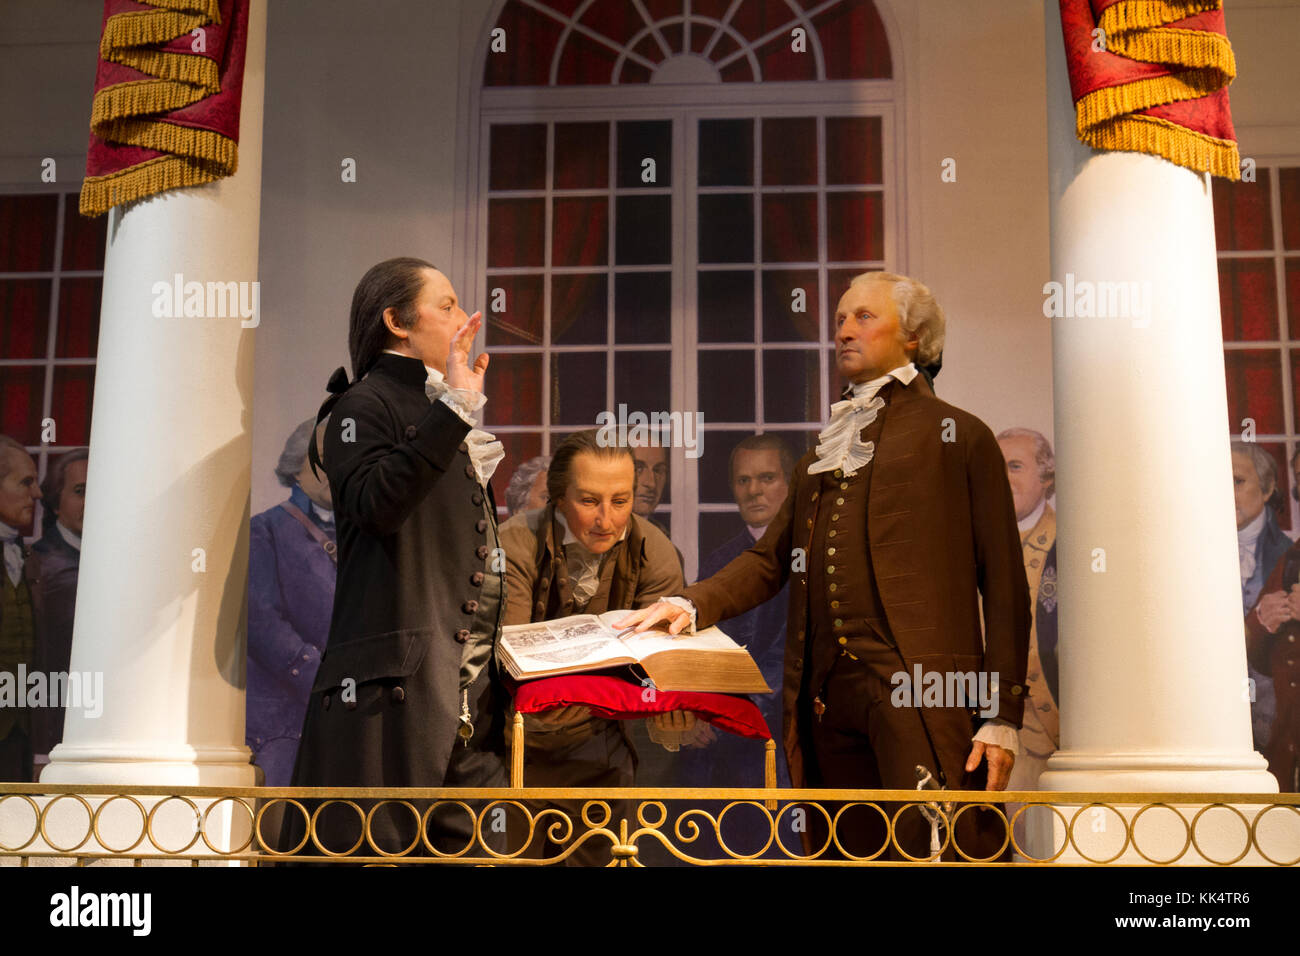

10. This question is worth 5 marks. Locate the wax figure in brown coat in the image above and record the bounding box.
[621,273,1031,860]
[282,259,509,859]
[498,431,686,865]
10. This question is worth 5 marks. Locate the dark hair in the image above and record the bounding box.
[348,257,437,380]
[728,434,794,485]
[40,448,89,533]
[546,430,635,503]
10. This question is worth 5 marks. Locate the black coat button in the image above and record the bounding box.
[459,441,469,453]
[345,698,357,711]
[465,464,476,478]
[472,492,484,505]
[322,693,331,711]
[476,519,487,533]
[471,571,485,586]
[391,686,405,704]
[455,629,471,643]
[463,599,479,614]
[405,425,418,439]
[476,545,489,559]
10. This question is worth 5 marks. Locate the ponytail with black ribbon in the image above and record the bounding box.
[308,366,353,481]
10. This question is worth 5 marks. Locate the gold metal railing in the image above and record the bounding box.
[1,783,1297,866]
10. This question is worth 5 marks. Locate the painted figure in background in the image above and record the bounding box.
[1232,441,1287,751]
[246,417,336,788]
[28,448,88,770]
[0,435,41,782]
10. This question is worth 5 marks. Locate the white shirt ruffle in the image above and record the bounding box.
[808,363,919,477]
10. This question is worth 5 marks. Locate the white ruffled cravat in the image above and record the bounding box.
[808,363,919,477]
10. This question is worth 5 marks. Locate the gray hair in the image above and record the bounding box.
[275,418,320,487]
[506,455,552,515]
[0,435,28,482]
[850,272,946,366]
[997,427,1056,499]
[1231,440,1280,503]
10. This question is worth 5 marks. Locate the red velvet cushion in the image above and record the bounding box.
[511,674,772,741]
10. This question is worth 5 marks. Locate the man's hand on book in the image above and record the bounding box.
[529,705,590,729]
[615,601,693,635]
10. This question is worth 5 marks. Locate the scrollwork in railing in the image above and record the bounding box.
[0,786,1296,866]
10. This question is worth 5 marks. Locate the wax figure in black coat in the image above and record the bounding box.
[281,259,509,859]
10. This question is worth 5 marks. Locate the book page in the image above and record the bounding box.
[593,611,741,661]
[501,615,633,672]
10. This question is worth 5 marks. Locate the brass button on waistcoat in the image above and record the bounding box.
[835,497,844,506]
[476,545,489,559]
[829,583,837,592]
[458,441,469,453]
[831,514,840,521]
[827,547,836,556]
[476,519,488,533]
[837,636,847,645]
[831,600,839,609]
[834,619,843,628]
[455,629,471,643]
[463,600,479,614]
[471,571,485,586]
[391,686,405,704]
[465,464,476,479]
[833,469,843,478]
[827,565,836,574]
[472,492,484,505]
[840,482,849,490]
[829,530,837,537]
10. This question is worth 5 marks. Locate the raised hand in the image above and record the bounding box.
[445,311,488,394]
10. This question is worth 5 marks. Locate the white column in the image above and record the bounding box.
[41,0,268,787]
[1037,2,1276,800]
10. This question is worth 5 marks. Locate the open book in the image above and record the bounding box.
[498,610,772,694]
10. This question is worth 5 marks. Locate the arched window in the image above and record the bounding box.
[473,0,899,577]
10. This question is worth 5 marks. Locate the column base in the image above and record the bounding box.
[39,743,256,787]
[1038,749,1279,794]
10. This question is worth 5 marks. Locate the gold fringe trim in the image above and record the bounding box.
[1103,26,1235,82]
[99,9,209,58]
[1085,112,1240,180]
[86,0,234,215]
[79,150,237,218]
[110,46,221,93]
[90,78,206,128]
[1097,1,1220,36]
[96,118,237,170]
[1076,69,1225,134]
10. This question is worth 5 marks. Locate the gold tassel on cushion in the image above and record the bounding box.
[79,153,229,216]
[511,711,525,788]
[1096,0,1219,34]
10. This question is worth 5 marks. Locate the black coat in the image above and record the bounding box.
[284,352,508,856]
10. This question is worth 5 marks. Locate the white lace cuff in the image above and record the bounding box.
[434,387,486,424]
[659,596,697,634]
[973,718,1020,756]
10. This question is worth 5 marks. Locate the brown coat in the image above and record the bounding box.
[682,374,1031,786]
[499,505,684,625]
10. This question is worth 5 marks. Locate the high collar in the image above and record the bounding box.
[290,483,333,527]
[1238,507,1269,549]
[371,350,431,390]
[0,518,19,542]
[1017,497,1048,533]
[849,362,918,399]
